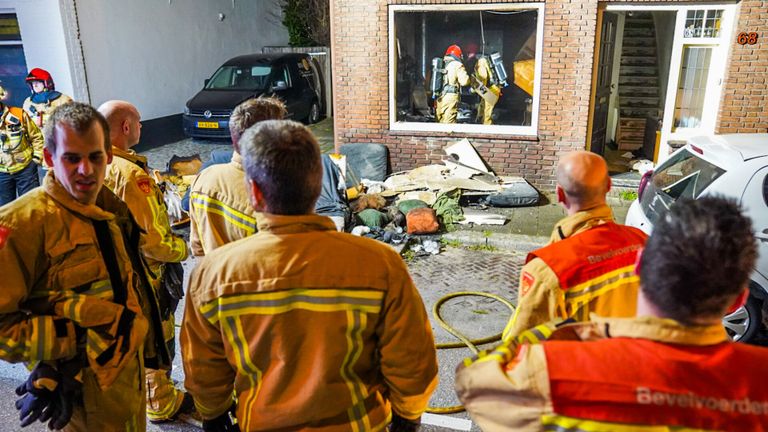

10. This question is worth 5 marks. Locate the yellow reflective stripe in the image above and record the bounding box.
[341,310,371,432]
[201,289,384,324]
[222,317,261,430]
[146,195,187,262]
[541,414,713,431]
[86,331,111,357]
[564,265,638,304]
[0,334,23,359]
[190,192,257,233]
[30,316,51,360]
[84,279,113,300]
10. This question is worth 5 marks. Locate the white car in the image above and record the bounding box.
[625,134,768,343]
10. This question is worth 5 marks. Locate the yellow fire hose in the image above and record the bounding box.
[426,291,516,414]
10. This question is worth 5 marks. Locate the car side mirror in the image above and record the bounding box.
[204,78,210,86]
[272,81,287,91]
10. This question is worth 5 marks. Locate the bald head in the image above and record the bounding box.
[97,100,142,150]
[556,151,610,213]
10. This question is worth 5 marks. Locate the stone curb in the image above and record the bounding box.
[442,230,548,254]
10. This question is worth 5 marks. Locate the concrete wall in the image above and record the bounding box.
[74,0,288,120]
[0,0,76,97]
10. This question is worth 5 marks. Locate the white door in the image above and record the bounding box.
[658,5,737,159]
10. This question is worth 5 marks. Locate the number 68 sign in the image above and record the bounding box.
[737,32,759,45]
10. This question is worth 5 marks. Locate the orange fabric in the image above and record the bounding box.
[406,207,439,234]
[528,223,646,290]
[545,337,768,430]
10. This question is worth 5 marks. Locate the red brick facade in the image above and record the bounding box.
[330,1,768,188]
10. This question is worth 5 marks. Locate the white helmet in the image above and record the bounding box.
[0,85,6,101]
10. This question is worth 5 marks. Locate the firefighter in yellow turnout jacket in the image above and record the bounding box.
[503,151,647,340]
[0,85,45,205]
[0,103,172,431]
[182,120,438,431]
[474,56,501,125]
[436,45,471,124]
[98,101,191,423]
[189,96,286,256]
[23,68,73,129]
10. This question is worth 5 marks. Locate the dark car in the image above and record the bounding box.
[183,53,322,139]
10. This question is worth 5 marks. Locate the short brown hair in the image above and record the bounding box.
[240,120,321,215]
[44,102,110,154]
[229,96,287,144]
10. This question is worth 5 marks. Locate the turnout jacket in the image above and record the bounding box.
[182,213,438,431]
[457,316,768,431]
[189,151,258,256]
[105,146,188,278]
[23,91,73,128]
[0,173,150,389]
[503,205,647,339]
[0,105,44,174]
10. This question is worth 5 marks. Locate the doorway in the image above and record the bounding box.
[587,4,737,172]
[0,12,28,107]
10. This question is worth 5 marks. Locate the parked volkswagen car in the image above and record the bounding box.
[183,53,322,139]
[625,134,768,343]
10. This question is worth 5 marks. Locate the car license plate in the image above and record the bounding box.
[197,121,219,129]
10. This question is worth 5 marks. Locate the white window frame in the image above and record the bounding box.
[388,3,545,136]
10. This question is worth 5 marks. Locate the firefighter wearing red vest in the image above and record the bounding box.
[22,68,73,129]
[0,84,45,206]
[502,151,647,340]
[457,196,768,431]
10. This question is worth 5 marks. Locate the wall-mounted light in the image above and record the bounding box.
[218,13,226,21]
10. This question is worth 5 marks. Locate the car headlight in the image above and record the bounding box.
[183,106,190,115]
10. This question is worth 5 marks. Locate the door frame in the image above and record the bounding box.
[599,3,738,162]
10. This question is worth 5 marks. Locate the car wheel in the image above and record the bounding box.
[306,101,321,124]
[723,295,762,343]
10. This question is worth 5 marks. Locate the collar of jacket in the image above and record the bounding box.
[43,171,115,221]
[111,146,148,170]
[590,314,729,346]
[30,91,62,104]
[549,204,613,243]
[231,151,243,171]
[256,213,336,234]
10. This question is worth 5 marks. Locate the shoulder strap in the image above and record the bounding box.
[92,220,128,305]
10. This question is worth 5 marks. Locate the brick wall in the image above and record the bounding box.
[331,1,767,188]
[718,0,768,134]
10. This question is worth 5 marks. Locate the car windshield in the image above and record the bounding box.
[205,65,272,90]
[640,148,726,224]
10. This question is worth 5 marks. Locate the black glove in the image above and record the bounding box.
[390,413,421,432]
[15,362,82,430]
[203,402,240,432]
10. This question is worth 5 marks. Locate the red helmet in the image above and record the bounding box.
[445,45,463,59]
[25,68,55,91]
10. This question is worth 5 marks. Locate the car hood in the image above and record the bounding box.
[186,89,265,111]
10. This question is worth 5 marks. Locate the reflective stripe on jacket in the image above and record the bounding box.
[457,316,768,431]
[188,152,258,256]
[181,213,438,430]
[503,205,647,340]
[0,106,44,174]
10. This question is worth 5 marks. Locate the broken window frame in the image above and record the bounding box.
[387,3,545,136]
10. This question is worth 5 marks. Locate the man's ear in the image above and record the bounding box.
[556,184,567,206]
[43,147,54,167]
[248,179,266,212]
[725,289,749,315]
[121,119,130,135]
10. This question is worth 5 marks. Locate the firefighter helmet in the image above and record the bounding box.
[25,68,56,91]
[445,45,463,60]
[0,85,6,101]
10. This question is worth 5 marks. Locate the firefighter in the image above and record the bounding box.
[181,120,438,431]
[188,96,286,256]
[457,196,768,431]
[466,44,502,125]
[0,84,45,205]
[0,102,170,431]
[502,151,647,340]
[22,68,73,128]
[97,100,192,423]
[435,45,470,124]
